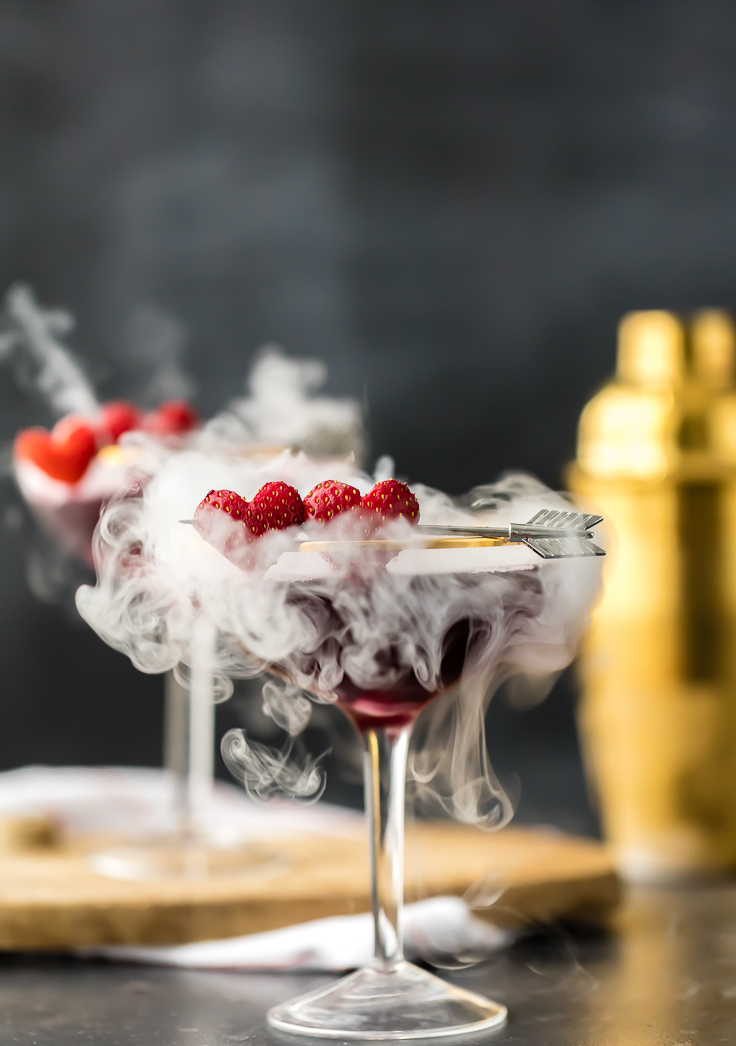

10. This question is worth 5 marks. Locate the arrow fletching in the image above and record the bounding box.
[519,509,604,559]
[525,508,603,530]
[416,508,605,559]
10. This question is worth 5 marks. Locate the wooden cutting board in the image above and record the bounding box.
[0,821,620,949]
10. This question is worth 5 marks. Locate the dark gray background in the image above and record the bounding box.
[1,0,734,833]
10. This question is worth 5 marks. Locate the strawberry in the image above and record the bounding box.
[143,400,198,436]
[193,489,266,565]
[14,417,97,484]
[252,481,305,530]
[304,480,362,523]
[303,478,419,536]
[361,479,420,526]
[96,401,143,444]
[194,482,304,569]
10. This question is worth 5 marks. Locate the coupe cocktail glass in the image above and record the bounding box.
[76,452,290,881]
[231,542,535,1038]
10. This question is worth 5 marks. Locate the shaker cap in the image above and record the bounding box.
[691,309,735,389]
[617,311,684,386]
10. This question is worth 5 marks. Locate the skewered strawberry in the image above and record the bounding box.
[252,481,305,530]
[193,488,266,568]
[193,482,304,569]
[361,479,419,526]
[194,476,420,573]
[303,477,419,537]
[304,480,362,522]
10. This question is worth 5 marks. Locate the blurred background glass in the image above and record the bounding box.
[1,1,734,836]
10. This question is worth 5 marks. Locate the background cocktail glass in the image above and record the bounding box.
[5,290,367,878]
[84,446,292,881]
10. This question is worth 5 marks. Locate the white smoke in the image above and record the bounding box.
[122,304,196,407]
[221,728,327,802]
[0,287,365,463]
[219,346,365,461]
[76,451,601,816]
[1,288,365,612]
[0,284,99,418]
[261,679,313,736]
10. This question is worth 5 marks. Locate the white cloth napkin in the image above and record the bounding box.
[79,897,509,971]
[0,764,363,842]
[0,766,511,970]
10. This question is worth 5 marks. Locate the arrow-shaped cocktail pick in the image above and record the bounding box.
[181,508,605,559]
[416,509,605,559]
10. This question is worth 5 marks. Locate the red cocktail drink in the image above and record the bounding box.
[285,616,474,735]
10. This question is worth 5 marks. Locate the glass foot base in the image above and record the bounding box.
[267,961,507,1040]
[88,838,284,881]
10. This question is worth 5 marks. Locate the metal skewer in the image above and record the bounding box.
[181,508,606,560]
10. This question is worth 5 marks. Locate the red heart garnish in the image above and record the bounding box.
[143,400,198,436]
[14,417,97,484]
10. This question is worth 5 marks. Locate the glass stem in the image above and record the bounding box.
[163,669,188,825]
[362,726,411,970]
[165,616,217,842]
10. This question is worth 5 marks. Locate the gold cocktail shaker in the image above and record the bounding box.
[570,309,736,881]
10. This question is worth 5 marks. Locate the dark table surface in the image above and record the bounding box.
[0,884,734,1045]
